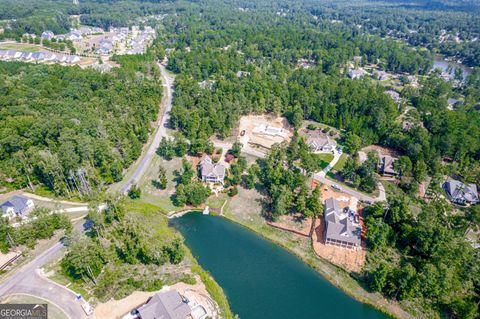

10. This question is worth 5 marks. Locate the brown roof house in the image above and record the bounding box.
[324,198,361,249]
[137,290,192,319]
[200,155,226,184]
[305,131,337,152]
[378,155,399,177]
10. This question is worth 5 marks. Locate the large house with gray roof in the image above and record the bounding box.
[137,290,192,319]
[200,155,226,184]
[444,179,479,205]
[378,155,399,177]
[1,195,35,219]
[324,198,361,249]
[305,131,336,152]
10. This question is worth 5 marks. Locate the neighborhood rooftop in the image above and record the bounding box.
[324,197,361,249]
[137,290,192,319]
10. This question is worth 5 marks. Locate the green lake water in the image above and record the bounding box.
[172,213,391,319]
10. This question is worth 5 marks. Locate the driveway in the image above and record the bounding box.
[119,62,175,194]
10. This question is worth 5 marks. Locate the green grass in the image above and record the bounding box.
[0,43,41,52]
[332,153,348,171]
[311,153,334,170]
[191,261,235,319]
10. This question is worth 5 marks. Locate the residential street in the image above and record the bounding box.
[0,222,89,319]
[119,62,175,194]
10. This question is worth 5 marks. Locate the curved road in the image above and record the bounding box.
[0,222,88,319]
[0,62,174,317]
[120,63,175,194]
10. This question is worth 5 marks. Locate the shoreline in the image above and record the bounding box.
[176,210,412,319]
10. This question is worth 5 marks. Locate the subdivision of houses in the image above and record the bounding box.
[324,198,361,249]
[443,179,479,205]
[1,195,35,219]
[200,155,226,184]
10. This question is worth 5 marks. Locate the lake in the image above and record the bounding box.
[172,213,391,319]
[433,55,472,79]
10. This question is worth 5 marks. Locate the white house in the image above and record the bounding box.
[1,196,35,219]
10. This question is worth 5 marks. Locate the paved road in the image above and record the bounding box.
[120,63,175,194]
[0,222,89,319]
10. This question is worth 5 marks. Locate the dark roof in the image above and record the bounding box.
[137,290,191,319]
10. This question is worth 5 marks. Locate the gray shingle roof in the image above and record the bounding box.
[1,195,30,215]
[324,198,361,246]
[137,290,191,319]
[445,179,479,204]
[200,156,225,181]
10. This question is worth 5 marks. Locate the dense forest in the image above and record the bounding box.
[0,49,163,196]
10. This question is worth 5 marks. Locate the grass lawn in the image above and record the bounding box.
[312,153,334,170]
[138,156,183,212]
[332,153,348,171]
[0,294,68,319]
[0,43,42,52]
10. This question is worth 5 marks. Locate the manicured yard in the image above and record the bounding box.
[312,153,334,170]
[332,153,348,171]
[0,43,42,52]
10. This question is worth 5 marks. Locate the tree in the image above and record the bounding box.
[156,165,168,189]
[183,182,210,206]
[343,132,362,155]
[62,235,106,284]
[157,138,175,160]
[174,184,186,207]
[230,142,243,158]
[306,186,322,217]
[128,185,141,199]
[394,156,413,177]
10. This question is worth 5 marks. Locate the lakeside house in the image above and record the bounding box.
[136,290,192,319]
[305,130,337,152]
[1,195,35,219]
[324,198,361,249]
[200,155,226,184]
[378,154,399,177]
[443,179,479,205]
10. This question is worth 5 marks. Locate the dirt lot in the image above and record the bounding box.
[361,145,402,157]
[312,217,366,273]
[268,213,313,237]
[94,280,219,319]
[238,115,293,153]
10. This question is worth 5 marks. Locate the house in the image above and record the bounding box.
[65,55,80,64]
[252,124,288,138]
[447,98,460,110]
[236,70,250,78]
[384,90,400,103]
[305,131,337,152]
[324,198,361,249]
[200,155,226,184]
[1,196,35,219]
[402,121,415,131]
[136,290,191,319]
[41,31,54,40]
[375,70,390,81]
[378,155,398,177]
[444,179,479,205]
[347,68,366,79]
